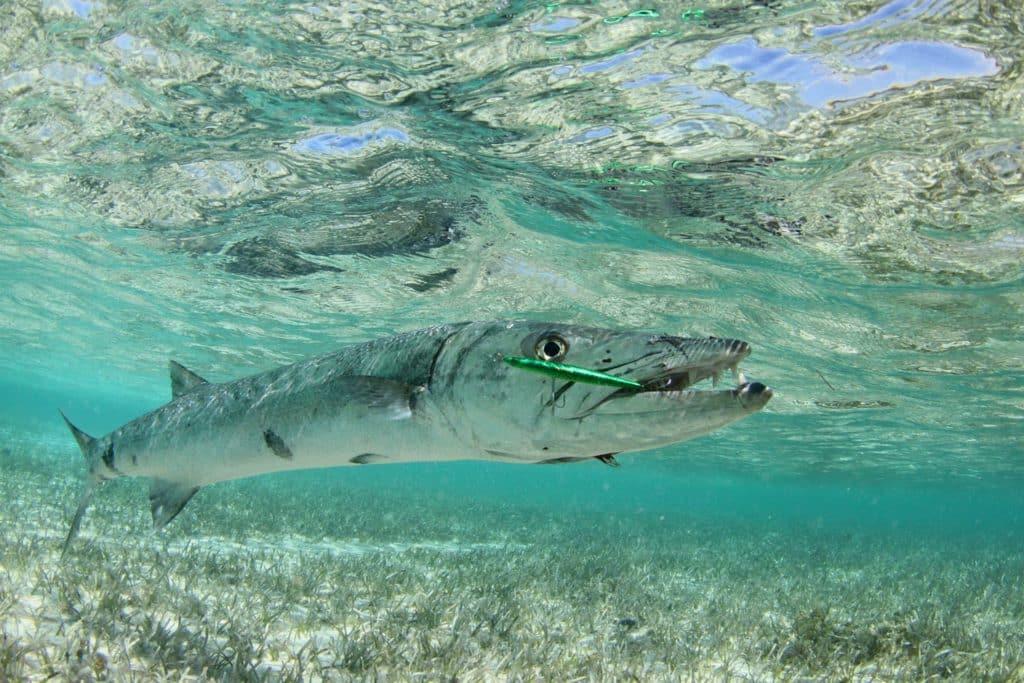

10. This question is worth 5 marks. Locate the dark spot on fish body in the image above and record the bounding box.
[263,429,293,460]
[102,443,122,475]
[102,443,114,469]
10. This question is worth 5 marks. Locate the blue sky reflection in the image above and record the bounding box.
[814,0,950,38]
[697,37,997,108]
[293,127,410,155]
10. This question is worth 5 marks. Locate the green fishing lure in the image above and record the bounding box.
[503,356,643,390]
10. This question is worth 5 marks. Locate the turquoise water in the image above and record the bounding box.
[2,0,1023,679]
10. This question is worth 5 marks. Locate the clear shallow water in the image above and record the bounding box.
[1,0,1023,678]
[2,0,1021,483]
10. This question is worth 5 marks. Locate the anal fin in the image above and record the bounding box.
[536,456,592,465]
[149,479,200,529]
[535,454,622,466]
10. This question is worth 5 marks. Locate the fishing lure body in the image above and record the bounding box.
[503,356,643,390]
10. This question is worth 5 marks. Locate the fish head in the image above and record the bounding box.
[429,321,772,460]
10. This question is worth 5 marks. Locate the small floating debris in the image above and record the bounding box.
[814,399,895,410]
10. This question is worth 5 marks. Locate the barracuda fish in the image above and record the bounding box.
[60,320,772,552]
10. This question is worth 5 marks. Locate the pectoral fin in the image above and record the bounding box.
[342,376,420,420]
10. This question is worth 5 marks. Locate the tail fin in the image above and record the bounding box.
[59,410,102,557]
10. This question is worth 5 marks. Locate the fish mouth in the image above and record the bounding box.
[579,338,772,414]
[624,338,753,395]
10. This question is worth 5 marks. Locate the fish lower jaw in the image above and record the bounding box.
[635,381,770,401]
[636,380,772,410]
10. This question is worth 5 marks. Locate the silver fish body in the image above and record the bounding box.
[61,320,772,550]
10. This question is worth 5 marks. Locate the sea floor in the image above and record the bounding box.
[2,426,1023,682]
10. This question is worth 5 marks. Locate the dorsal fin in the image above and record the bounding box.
[169,360,209,398]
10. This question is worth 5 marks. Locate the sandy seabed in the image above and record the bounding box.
[2,429,1023,682]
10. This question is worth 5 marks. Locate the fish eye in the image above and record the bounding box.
[535,335,569,361]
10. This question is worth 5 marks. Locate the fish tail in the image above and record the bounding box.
[59,410,105,557]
